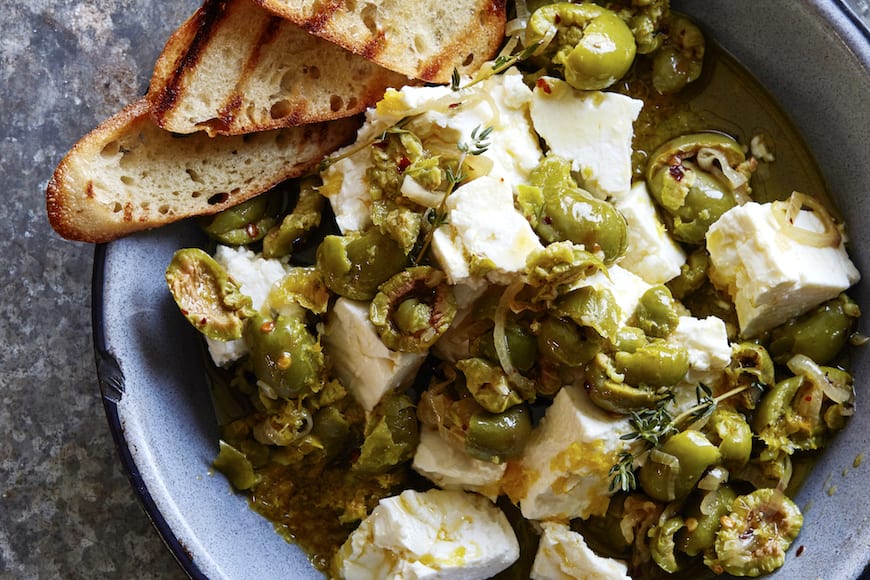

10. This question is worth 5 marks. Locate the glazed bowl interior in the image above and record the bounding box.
[93,1,870,578]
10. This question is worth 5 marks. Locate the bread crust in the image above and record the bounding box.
[46,99,359,243]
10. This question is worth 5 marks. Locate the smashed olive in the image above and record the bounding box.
[316,229,407,301]
[639,430,721,502]
[369,266,457,353]
[245,312,324,400]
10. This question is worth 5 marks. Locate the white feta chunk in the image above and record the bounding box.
[412,427,506,501]
[205,245,288,367]
[575,265,652,326]
[335,488,519,580]
[431,175,544,286]
[667,316,732,387]
[530,522,631,580]
[506,384,632,521]
[323,298,425,412]
[614,181,686,284]
[530,77,642,200]
[706,201,860,337]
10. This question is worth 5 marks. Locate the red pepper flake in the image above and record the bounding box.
[260,320,276,333]
[543,216,552,225]
[796,545,806,557]
[449,102,461,109]
[536,78,552,94]
[373,140,388,149]
[397,155,412,173]
[669,164,684,181]
[246,223,259,239]
[805,396,813,402]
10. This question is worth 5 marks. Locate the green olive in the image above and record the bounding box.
[704,407,752,467]
[456,357,524,414]
[768,294,860,365]
[535,315,601,367]
[711,489,802,577]
[213,440,260,491]
[369,266,457,353]
[199,192,282,245]
[525,241,606,304]
[165,248,254,341]
[316,229,408,301]
[631,285,680,338]
[723,342,775,410]
[639,430,721,502]
[555,285,622,342]
[586,353,667,413]
[262,177,324,259]
[354,394,419,474]
[677,486,737,557]
[647,133,748,245]
[465,404,533,463]
[613,341,690,387]
[613,325,648,353]
[475,316,538,373]
[310,406,351,464]
[245,312,324,400]
[681,282,739,340]
[667,247,709,300]
[651,14,705,95]
[649,515,685,574]
[527,3,637,90]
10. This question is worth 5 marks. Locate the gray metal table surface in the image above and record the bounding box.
[0,1,196,577]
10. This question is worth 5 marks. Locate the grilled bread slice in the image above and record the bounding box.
[254,0,507,83]
[149,0,412,136]
[46,99,359,243]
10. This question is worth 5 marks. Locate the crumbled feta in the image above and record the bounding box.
[205,245,288,367]
[431,175,544,286]
[706,202,860,337]
[530,522,631,580]
[667,316,732,387]
[323,298,426,412]
[412,427,506,501]
[614,181,686,284]
[334,488,519,580]
[530,77,642,200]
[505,384,632,521]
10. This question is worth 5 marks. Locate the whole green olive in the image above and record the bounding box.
[475,316,538,373]
[631,285,680,339]
[465,404,533,463]
[245,312,325,400]
[768,294,860,365]
[613,341,690,387]
[316,229,407,301]
[704,407,752,467]
[585,352,667,413]
[535,315,600,367]
[199,192,282,245]
[639,429,721,502]
[647,133,749,245]
[526,2,637,90]
[677,486,737,557]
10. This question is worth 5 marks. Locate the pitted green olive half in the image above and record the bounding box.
[585,352,668,414]
[369,266,457,353]
[199,192,282,246]
[245,312,325,400]
[262,177,324,259]
[316,229,408,301]
[631,285,680,339]
[524,241,606,304]
[649,515,686,574]
[613,341,690,388]
[526,2,637,90]
[651,14,705,95]
[268,267,330,317]
[465,404,533,463]
[354,393,419,474]
[768,294,860,365]
[165,248,254,341]
[723,342,775,410]
[555,285,622,343]
[646,133,748,244]
[704,407,752,468]
[638,429,721,502]
[677,486,737,558]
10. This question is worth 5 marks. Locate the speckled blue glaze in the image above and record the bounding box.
[93,2,870,579]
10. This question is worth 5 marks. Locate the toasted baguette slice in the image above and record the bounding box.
[46,99,359,243]
[254,0,506,83]
[149,0,412,136]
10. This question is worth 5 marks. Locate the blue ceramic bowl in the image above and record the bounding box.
[93,2,870,578]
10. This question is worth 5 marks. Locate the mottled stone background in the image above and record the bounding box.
[0,1,197,577]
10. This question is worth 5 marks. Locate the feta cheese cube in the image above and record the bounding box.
[667,316,732,387]
[530,522,630,580]
[530,78,642,200]
[706,202,860,337]
[504,384,632,521]
[206,245,288,367]
[323,298,425,412]
[412,427,506,501]
[431,175,544,286]
[334,488,519,580]
[614,181,686,284]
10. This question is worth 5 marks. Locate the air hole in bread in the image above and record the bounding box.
[463,52,475,67]
[158,205,170,215]
[305,66,321,80]
[414,35,429,54]
[112,202,123,213]
[120,175,135,186]
[140,202,150,210]
[361,5,378,35]
[330,95,344,112]
[208,192,229,205]
[186,169,203,184]
[100,140,120,157]
[271,99,293,120]
[191,191,202,198]
[347,97,359,111]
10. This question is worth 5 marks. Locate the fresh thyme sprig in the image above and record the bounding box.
[413,124,493,264]
[450,39,544,92]
[608,383,751,493]
[316,117,414,173]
